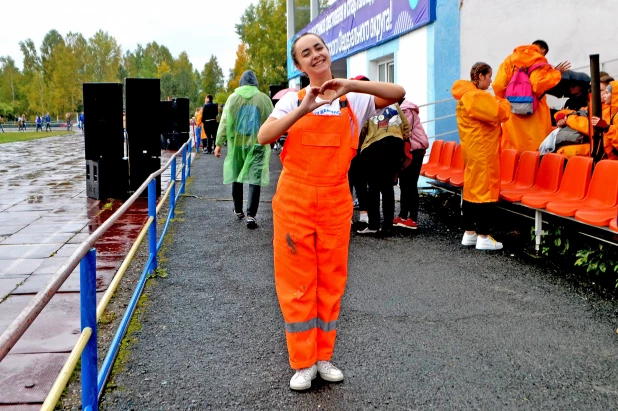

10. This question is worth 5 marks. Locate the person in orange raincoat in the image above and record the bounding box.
[452,62,511,250]
[492,41,568,153]
[592,79,618,160]
[258,32,405,391]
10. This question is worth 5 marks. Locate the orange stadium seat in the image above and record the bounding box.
[500,151,540,191]
[575,206,618,227]
[546,160,618,217]
[500,149,519,185]
[500,153,565,202]
[420,140,444,175]
[610,218,618,232]
[521,156,593,209]
[436,144,464,183]
[423,141,456,179]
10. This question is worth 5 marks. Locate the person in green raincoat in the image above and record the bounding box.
[214,70,274,229]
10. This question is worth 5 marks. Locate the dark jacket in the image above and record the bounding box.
[202,102,218,122]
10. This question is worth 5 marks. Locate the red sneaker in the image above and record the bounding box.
[397,218,418,229]
[393,216,405,226]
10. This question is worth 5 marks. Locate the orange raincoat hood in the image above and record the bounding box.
[452,80,478,101]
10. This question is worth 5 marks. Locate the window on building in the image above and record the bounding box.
[378,61,395,83]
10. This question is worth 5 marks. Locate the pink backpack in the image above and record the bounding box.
[505,63,548,115]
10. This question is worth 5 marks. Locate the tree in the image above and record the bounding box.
[40,30,63,81]
[86,30,122,82]
[201,55,224,100]
[0,56,25,118]
[227,43,250,92]
[234,0,330,92]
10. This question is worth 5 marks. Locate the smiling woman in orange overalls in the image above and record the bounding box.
[258,33,405,391]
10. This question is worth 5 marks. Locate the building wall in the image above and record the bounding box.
[460,0,618,88]
[398,28,429,130]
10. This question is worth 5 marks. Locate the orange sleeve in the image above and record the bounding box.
[530,65,562,95]
[565,113,590,136]
[466,93,510,123]
[196,109,203,126]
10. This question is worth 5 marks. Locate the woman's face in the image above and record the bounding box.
[478,70,492,90]
[601,82,612,105]
[294,35,331,77]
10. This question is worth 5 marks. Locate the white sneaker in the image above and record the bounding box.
[289,365,317,391]
[461,232,477,246]
[317,360,344,382]
[476,235,503,250]
[357,227,378,235]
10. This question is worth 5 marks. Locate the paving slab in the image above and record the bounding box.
[0,244,63,260]
[0,259,45,277]
[0,278,24,300]
[13,268,116,294]
[0,353,68,404]
[0,232,75,245]
[0,293,102,354]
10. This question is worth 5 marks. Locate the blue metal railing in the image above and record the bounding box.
[0,137,196,411]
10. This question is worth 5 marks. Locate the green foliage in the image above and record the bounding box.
[575,245,618,280]
[1,30,204,120]
[201,55,225,101]
[530,225,570,257]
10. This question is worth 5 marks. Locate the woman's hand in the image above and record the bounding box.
[320,79,353,103]
[299,86,330,115]
[555,61,571,73]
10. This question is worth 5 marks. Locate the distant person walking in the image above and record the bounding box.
[202,95,218,154]
[214,70,273,229]
[45,113,51,131]
[21,114,27,131]
[35,115,43,131]
[65,112,72,131]
[0,115,4,132]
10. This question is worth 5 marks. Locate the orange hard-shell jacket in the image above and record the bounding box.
[492,44,562,153]
[452,80,510,203]
[602,80,618,159]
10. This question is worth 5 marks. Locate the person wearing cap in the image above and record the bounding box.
[214,70,274,229]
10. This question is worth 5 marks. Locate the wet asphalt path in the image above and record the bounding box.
[101,148,618,410]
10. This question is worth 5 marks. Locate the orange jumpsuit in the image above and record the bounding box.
[452,80,510,203]
[492,44,562,153]
[272,90,358,369]
[553,108,591,158]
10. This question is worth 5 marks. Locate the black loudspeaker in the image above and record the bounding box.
[86,158,129,200]
[83,83,124,161]
[128,156,161,196]
[174,98,190,133]
[159,100,175,134]
[125,78,161,157]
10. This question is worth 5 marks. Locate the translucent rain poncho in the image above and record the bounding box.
[215,78,273,186]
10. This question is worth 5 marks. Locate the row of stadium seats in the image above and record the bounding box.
[421,140,618,232]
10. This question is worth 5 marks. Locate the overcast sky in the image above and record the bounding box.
[0,0,257,77]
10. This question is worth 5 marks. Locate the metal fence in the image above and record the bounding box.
[0,136,198,410]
